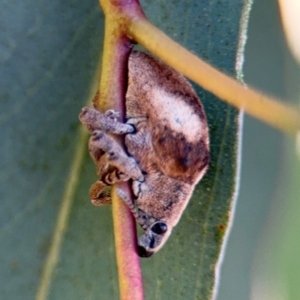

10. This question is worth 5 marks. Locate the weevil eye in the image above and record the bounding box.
[137,246,154,258]
[151,222,168,235]
[137,222,170,257]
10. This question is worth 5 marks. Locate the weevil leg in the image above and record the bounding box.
[116,188,140,221]
[104,109,120,121]
[79,107,134,135]
[89,130,144,182]
[116,187,153,232]
[89,180,112,206]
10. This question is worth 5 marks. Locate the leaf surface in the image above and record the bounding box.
[0,0,250,299]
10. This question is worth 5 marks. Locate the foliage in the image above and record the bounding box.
[0,0,249,299]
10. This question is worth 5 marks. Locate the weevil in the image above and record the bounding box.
[79,51,209,257]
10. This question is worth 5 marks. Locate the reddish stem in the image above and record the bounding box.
[97,1,145,299]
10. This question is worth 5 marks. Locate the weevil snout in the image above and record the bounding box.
[137,221,170,258]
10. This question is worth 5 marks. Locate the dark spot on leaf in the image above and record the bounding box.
[218,224,225,231]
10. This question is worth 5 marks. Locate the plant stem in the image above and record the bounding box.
[97,1,144,299]
[95,0,299,297]
[99,1,300,136]
[127,18,300,136]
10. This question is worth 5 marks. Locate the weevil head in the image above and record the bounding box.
[133,176,193,257]
[137,221,172,257]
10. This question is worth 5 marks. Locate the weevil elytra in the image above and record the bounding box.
[79,51,210,257]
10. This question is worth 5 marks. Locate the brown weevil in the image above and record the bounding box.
[79,51,210,257]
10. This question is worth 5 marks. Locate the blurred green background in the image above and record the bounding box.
[218,1,300,300]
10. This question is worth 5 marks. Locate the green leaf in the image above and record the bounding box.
[0,0,250,299]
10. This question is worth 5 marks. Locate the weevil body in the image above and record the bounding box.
[79,51,209,257]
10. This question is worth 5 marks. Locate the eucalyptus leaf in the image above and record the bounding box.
[0,0,250,299]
